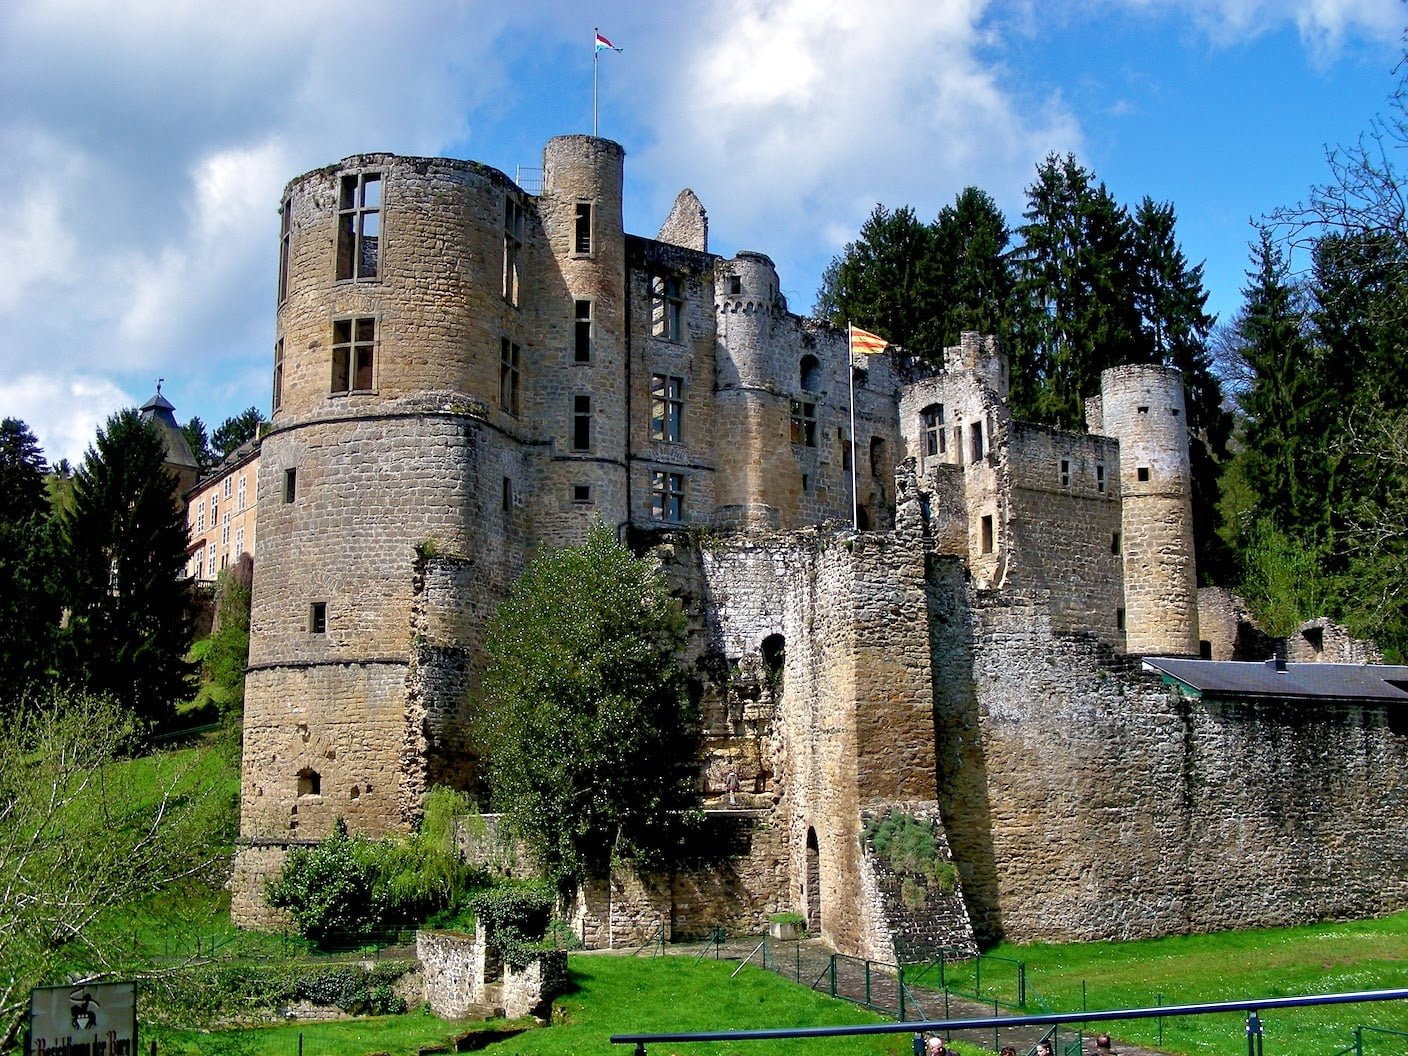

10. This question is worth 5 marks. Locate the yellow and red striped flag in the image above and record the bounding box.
[849,325,889,358]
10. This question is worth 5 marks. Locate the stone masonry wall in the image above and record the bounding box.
[417,929,488,1018]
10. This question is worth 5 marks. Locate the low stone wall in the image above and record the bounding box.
[417,929,488,1018]
[504,951,568,1019]
[228,843,295,929]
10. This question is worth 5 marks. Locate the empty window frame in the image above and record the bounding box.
[331,317,376,394]
[980,514,994,554]
[284,468,297,504]
[572,484,592,504]
[278,196,292,303]
[1096,462,1106,493]
[1116,607,1126,631]
[572,394,592,451]
[503,196,525,305]
[726,274,742,295]
[1137,466,1150,482]
[651,375,684,443]
[790,399,817,447]
[502,476,513,512]
[272,338,284,412]
[1059,459,1070,487]
[921,405,945,458]
[573,201,594,255]
[238,475,247,510]
[336,172,381,281]
[574,299,592,363]
[499,338,521,415]
[224,477,232,499]
[870,436,887,479]
[297,768,322,796]
[970,421,984,463]
[651,274,684,341]
[651,470,685,522]
[221,513,230,546]
[800,354,822,392]
[1111,531,1122,555]
[309,601,327,635]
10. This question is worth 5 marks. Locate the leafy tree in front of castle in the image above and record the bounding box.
[0,418,61,702]
[60,410,194,727]
[473,523,701,888]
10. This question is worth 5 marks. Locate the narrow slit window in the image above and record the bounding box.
[1096,463,1106,493]
[284,467,297,504]
[572,394,592,451]
[309,602,327,635]
[277,196,292,304]
[272,338,285,412]
[970,421,984,463]
[500,338,521,415]
[1060,459,1070,487]
[574,202,594,255]
[503,197,525,306]
[574,299,592,363]
[980,514,994,554]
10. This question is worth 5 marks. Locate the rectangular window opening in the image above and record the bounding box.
[574,202,594,255]
[284,468,297,504]
[1116,607,1126,630]
[572,394,592,451]
[574,299,592,363]
[1111,531,1122,555]
[278,197,292,304]
[651,274,684,341]
[1137,466,1150,482]
[273,338,285,412]
[332,317,376,394]
[1137,405,1149,415]
[790,399,817,447]
[572,484,593,504]
[980,514,994,555]
[970,421,984,463]
[309,601,328,635]
[502,476,513,512]
[336,172,381,281]
[1096,462,1106,493]
[651,471,685,523]
[1059,459,1070,487]
[503,197,525,306]
[499,338,521,415]
[651,375,684,443]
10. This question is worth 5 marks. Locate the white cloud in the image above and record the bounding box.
[628,0,1081,308]
[0,374,133,467]
[1098,0,1401,53]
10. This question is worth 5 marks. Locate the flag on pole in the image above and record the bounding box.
[595,31,621,53]
[849,326,888,358]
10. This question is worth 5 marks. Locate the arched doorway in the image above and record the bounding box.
[805,826,821,933]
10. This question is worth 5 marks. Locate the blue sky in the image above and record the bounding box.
[0,0,1401,464]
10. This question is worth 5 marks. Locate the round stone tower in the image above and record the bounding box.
[1098,364,1199,655]
[713,251,790,527]
[532,136,630,535]
[244,152,536,854]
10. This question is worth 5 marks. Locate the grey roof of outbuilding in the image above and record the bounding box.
[1143,657,1408,702]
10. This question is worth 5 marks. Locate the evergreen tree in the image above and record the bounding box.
[815,204,945,361]
[60,410,194,726]
[211,406,266,461]
[181,416,215,476]
[1234,231,1323,540]
[932,187,1015,349]
[0,419,60,701]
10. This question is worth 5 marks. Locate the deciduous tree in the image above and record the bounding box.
[473,524,701,887]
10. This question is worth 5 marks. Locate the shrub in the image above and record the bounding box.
[864,810,958,893]
[265,822,386,947]
[472,880,554,968]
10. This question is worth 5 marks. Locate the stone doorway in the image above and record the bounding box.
[805,826,821,933]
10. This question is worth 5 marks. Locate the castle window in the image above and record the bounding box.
[1137,405,1149,415]
[336,172,381,281]
[1060,459,1070,487]
[502,476,513,512]
[211,495,218,522]
[221,512,230,546]
[272,338,284,412]
[573,202,595,256]
[1111,531,1121,555]
[970,421,984,463]
[574,299,593,363]
[651,274,683,341]
[800,355,822,392]
[1303,626,1324,654]
[651,470,685,522]
[207,543,216,571]
[572,394,592,451]
[572,484,592,504]
[1137,466,1150,482]
[980,514,994,554]
[790,399,817,447]
[840,428,852,469]
[278,196,292,304]
[1096,462,1106,493]
[1116,607,1126,630]
[238,475,247,511]
[726,275,742,295]
[193,550,203,580]
[331,317,376,394]
[870,436,886,478]
[235,526,244,555]
[296,768,321,797]
[921,405,945,458]
[761,633,785,680]
[284,468,297,504]
[1199,640,1213,659]
[503,196,525,306]
[801,473,810,493]
[196,500,206,533]
[652,375,684,443]
[500,338,521,416]
[224,476,232,500]
[309,601,327,635]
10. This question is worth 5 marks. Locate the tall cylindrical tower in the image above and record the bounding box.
[244,153,532,852]
[713,251,790,527]
[1099,364,1199,655]
[530,136,629,540]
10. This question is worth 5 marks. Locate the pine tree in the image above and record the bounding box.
[815,204,944,360]
[932,187,1014,349]
[0,419,60,702]
[60,410,194,726]
[211,406,266,461]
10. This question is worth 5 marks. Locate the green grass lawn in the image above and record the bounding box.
[146,955,922,1056]
[923,912,1408,1056]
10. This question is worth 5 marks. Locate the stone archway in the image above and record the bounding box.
[805,826,821,933]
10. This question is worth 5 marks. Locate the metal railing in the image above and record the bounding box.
[611,986,1408,1055]
[1334,1023,1408,1056]
[903,947,1027,1009]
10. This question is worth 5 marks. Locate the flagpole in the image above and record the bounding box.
[593,27,599,136]
[847,322,859,530]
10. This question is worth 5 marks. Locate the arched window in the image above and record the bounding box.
[800,355,822,392]
[296,768,322,797]
[761,634,785,679]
